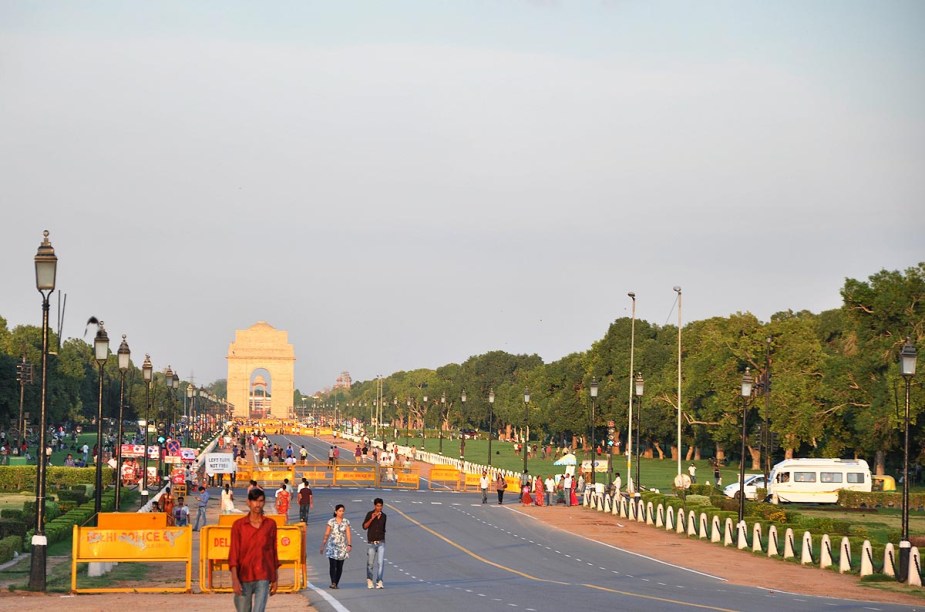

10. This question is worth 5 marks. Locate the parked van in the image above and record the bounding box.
[768,458,871,504]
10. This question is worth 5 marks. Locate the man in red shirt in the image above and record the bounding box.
[229,488,279,611]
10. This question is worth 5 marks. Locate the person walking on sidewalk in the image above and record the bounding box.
[230,487,279,612]
[480,470,490,504]
[297,478,313,523]
[193,485,210,531]
[495,473,507,505]
[320,504,352,589]
[363,498,387,589]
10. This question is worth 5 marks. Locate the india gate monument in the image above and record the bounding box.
[226,321,296,419]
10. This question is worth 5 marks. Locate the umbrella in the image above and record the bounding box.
[553,453,577,466]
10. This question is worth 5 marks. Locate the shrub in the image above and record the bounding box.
[0,509,24,521]
[839,490,925,510]
[0,535,22,564]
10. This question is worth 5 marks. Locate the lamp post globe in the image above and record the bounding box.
[29,230,57,592]
[898,338,917,582]
[93,323,110,517]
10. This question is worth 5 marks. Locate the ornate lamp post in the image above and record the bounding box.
[522,388,530,473]
[29,230,57,592]
[898,338,917,583]
[460,390,467,459]
[634,373,644,494]
[114,335,131,511]
[737,368,754,527]
[93,323,110,517]
[439,392,446,455]
[674,285,683,477]
[186,384,195,447]
[422,394,428,440]
[488,388,495,467]
[405,399,411,446]
[170,371,180,439]
[627,291,636,490]
[590,377,598,485]
[160,365,173,478]
[141,355,153,505]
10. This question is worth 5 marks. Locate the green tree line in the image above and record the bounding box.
[313,264,923,476]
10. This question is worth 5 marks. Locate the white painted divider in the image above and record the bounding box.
[767,525,779,557]
[699,512,708,539]
[909,547,922,586]
[686,510,697,536]
[860,540,874,577]
[801,531,814,565]
[723,518,734,547]
[839,537,851,574]
[751,523,762,553]
[646,502,655,525]
[783,528,796,560]
[676,509,686,534]
[665,506,675,531]
[711,515,721,543]
[883,543,896,577]
[736,521,748,550]
[820,534,833,569]
[655,503,664,528]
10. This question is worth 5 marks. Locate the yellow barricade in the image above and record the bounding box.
[429,465,462,490]
[72,522,192,593]
[462,473,483,492]
[378,466,420,489]
[97,511,166,529]
[200,522,306,593]
[505,476,521,492]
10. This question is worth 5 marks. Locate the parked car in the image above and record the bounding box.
[459,429,479,439]
[723,473,767,500]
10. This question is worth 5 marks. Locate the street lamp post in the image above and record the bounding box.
[898,338,917,583]
[589,378,598,485]
[634,373,644,493]
[170,371,179,440]
[93,323,110,517]
[115,335,131,512]
[141,355,153,505]
[522,388,530,474]
[422,395,428,440]
[488,389,495,467]
[439,392,446,455]
[627,292,636,492]
[738,368,754,528]
[460,390,467,459]
[186,384,194,447]
[674,285,682,476]
[405,399,411,446]
[160,365,173,478]
[29,229,57,592]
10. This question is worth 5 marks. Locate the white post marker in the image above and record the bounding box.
[839,537,852,574]
[820,534,833,569]
[751,523,762,552]
[908,547,922,586]
[860,540,874,577]
[801,531,814,565]
[883,543,896,577]
[783,528,796,559]
[711,515,721,543]
[767,525,779,557]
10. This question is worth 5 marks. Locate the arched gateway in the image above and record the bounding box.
[226,322,296,419]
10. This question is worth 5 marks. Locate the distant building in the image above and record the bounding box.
[334,371,352,390]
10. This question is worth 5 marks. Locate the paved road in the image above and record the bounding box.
[268,433,916,612]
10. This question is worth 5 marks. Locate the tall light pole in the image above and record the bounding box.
[439,392,446,455]
[589,377,598,485]
[488,388,495,467]
[738,367,754,527]
[674,285,683,476]
[29,229,57,592]
[627,291,636,490]
[763,336,772,483]
[898,338,917,583]
[405,398,411,446]
[186,384,195,447]
[170,371,179,440]
[141,355,153,505]
[522,388,530,474]
[115,335,131,512]
[460,390,467,459]
[16,356,34,453]
[160,365,173,478]
[634,373,644,493]
[93,323,110,517]
[422,394,428,440]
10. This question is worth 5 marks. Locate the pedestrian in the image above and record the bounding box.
[544,475,554,507]
[174,496,190,526]
[320,504,352,589]
[275,483,291,517]
[479,470,490,504]
[222,483,237,514]
[230,487,279,612]
[193,485,209,531]
[362,498,387,589]
[614,472,622,496]
[562,473,573,507]
[297,478,313,523]
[688,463,697,483]
[299,445,308,465]
[162,487,176,526]
[495,473,507,505]
[714,466,722,488]
[327,446,335,468]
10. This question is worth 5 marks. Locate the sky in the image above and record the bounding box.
[1,1,923,395]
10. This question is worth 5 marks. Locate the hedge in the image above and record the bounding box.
[839,489,925,510]
[0,534,21,564]
[0,466,113,492]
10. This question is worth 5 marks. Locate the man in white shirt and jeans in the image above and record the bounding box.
[479,470,490,504]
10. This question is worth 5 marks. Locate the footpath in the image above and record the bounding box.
[1,434,920,609]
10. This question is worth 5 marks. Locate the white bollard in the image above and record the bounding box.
[908,547,922,586]
[838,537,852,574]
[619,495,628,518]
[711,515,721,543]
[676,509,686,534]
[860,540,874,577]
[638,498,646,522]
[656,504,664,528]
[585,493,592,508]
[783,528,796,560]
[820,534,833,569]
[646,502,655,525]
[736,520,748,550]
[629,497,637,521]
[883,543,896,578]
[767,525,779,557]
[665,506,675,531]
[723,518,734,546]
[699,512,708,539]
[687,510,697,536]
[801,531,814,566]
[752,522,763,553]
[604,495,612,513]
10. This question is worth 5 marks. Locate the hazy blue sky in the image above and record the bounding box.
[2,1,923,394]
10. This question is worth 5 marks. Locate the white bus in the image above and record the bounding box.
[768,458,871,504]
